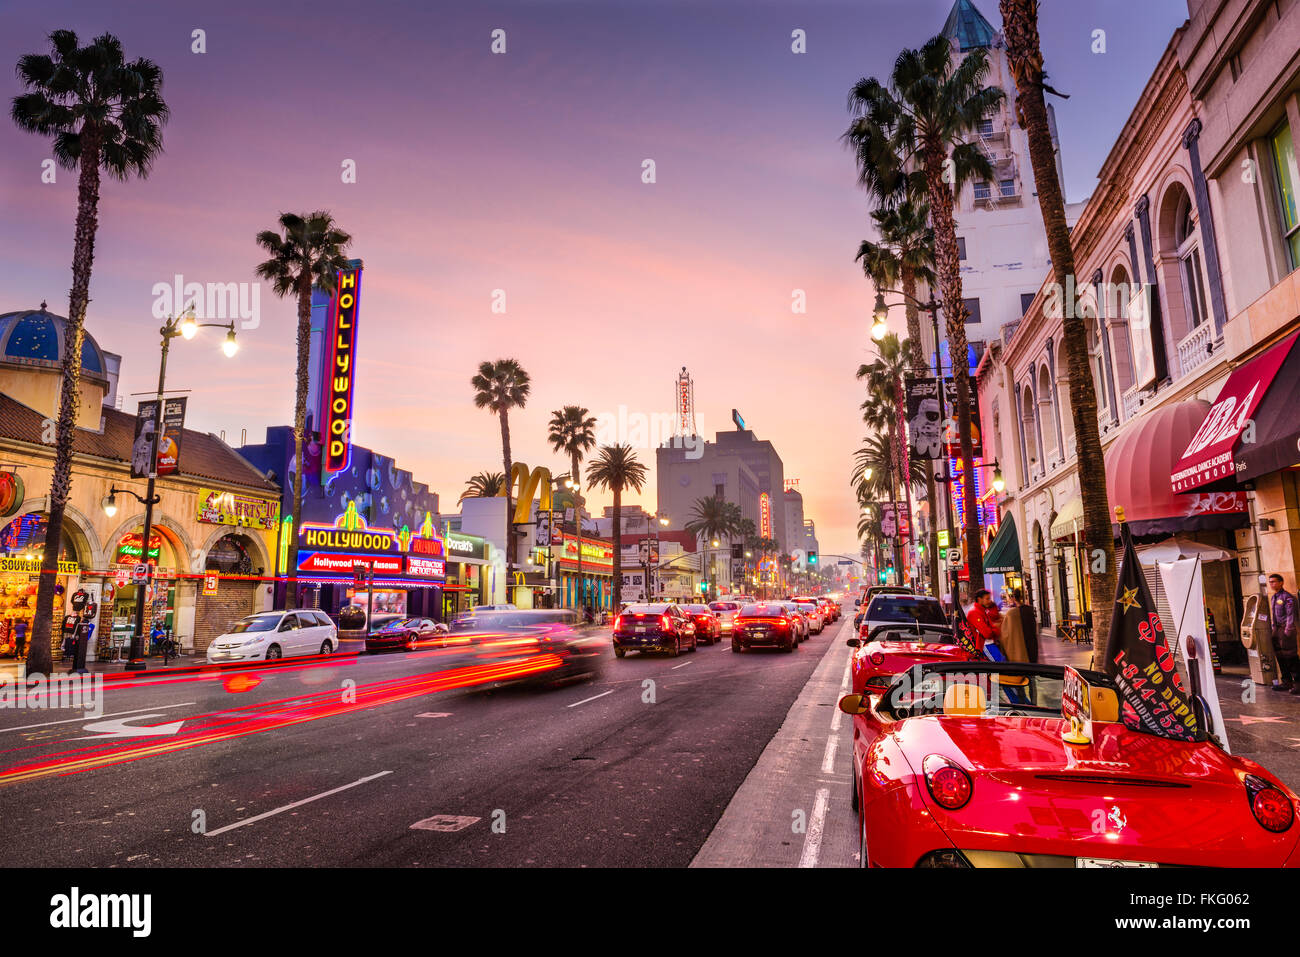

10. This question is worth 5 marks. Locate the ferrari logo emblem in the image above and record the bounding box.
[1108,806,1127,833]
[1118,586,1141,614]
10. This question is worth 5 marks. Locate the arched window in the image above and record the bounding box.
[1174,190,1210,331]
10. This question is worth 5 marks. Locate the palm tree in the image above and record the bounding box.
[847,35,1004,591]
[12,31,168,674]
[471,359,532,584]
[857,200,943,593]
[255,212,353,609]
[459,471,506,503]
[586,445,649,609]
[859,332,919,584]
[1000,0,1115,653]
[547,406,598,482]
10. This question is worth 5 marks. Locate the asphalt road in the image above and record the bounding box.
[0,611,845,867]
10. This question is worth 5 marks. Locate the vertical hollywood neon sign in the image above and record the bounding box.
[323,265,363,473]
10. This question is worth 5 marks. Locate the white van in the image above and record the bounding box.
[206,609,338,663]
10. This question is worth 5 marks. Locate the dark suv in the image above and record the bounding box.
[733,602,799,653]
[612,603,698,657]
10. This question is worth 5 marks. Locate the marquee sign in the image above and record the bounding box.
[760,492,772,538]
[552,534,614,569]
[196,487,280,529]
[406,556,446,578]
[297,551,403,576]
[322,265,363,474]
[299,501,441,557]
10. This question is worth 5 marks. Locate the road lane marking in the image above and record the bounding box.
[205,771,392,837]
[830,706,843,733]
[74,714,186,740]
[797,788,830,868]
[0,702,196,735]
[821,734,838,774]
[410,814,480,832]
[670,661,693,670]
[566,689,614,708]
[415,712,452,718]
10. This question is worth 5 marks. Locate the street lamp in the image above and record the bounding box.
[871,292,889,341]
[564,477,585,614]
[117,312,238,672]
[992,460,1006,494]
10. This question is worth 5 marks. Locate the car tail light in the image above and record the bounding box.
[870,652,885,665]
[1246,774,1294,832]
[614,616,622,631]
[661,615,672,631]
[923,755,972,810]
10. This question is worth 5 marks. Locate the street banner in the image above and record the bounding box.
[880,502,910,539]
[132,397,188,478]
[905,377,982,460]
[1104,524,1199,741]
[1157,556,1229,750]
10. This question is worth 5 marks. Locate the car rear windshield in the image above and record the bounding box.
[868,597,947,624]
[740,604,787,616]
[683,605,711,613]
[709,602,739,611]
[624,604,669,615]
[229,616,279,634]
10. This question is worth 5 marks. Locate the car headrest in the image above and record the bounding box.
[1090,686,1120,723]
[942,683,988,716]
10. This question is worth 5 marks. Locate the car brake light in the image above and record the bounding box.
[1246,774,1294,832]
[870,652,885,665]
[923,755,972,810]
[661,615,671,631]
[614,616,622,631]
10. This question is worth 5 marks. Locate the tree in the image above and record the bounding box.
[685,495,742,598]
[459,471,506,503]
[471,359,532,588]
[586,445,648,609]
[1001,0,1115,654]
[255,212,353,609]
[856,200,942,593]
[12,31,168,674]
[858,332,918,585]
[547,406,597,483]
[847,35,1004,592]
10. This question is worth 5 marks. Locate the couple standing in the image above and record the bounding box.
[966,587,1039,663]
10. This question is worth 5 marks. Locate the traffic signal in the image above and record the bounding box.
[807,551,818,565]
[699,581,709,592]
[878,569,887,582]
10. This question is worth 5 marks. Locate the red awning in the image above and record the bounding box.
[1171,331,1300,493]
[1109,399,1247,536]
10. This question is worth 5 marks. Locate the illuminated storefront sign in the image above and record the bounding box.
[302,526,395,551]
[409,536,444,558]
[500,463,552,524]
[552,535,614,569]
[322,265,363,474]
[446,532,487,562]
[117,532,162,561]
[297,551,403,576]
[760,493,772,538]
[406,557,446,578]
[0,557,78,575]
[196,487,280,530]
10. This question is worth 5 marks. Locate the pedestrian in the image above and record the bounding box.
[1267,573,1300,693]
[965,588,1000,651]
[1014,588,1039,663]
[998,593,1029,662]
[13,620,27,660]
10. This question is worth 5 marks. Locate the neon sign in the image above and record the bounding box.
[322,265,363,474]
[760,493,771,538]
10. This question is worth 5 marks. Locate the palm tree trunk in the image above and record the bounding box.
[28,125,102,676]
[571,452,580,484]
[499,408,514,594]
[924,140,983,593]
[612,485,623,608]
[1001,0,1115,653]
[287,275,312,610]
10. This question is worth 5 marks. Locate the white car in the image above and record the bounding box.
[206,610,338,663]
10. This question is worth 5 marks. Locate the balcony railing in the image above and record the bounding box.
[1176,322,1216,379]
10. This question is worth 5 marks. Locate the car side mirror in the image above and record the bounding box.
[845,637,862,648]
[838,693,870,715]
[854,599,861,608]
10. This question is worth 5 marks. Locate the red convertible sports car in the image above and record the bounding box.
[840,660,1300,868]
[847,621,974,697]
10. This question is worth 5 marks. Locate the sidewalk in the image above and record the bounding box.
[1038,631,1300,793]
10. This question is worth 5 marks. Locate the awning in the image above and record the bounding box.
[1109,398,1248,536]
[982,514,1022,573]
[1171,331,1300,493]
[1050,498,1082,541]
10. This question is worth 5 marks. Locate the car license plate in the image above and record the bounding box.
[635,626,646,633]
[1075,858,1157,868]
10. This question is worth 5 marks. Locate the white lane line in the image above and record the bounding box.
[566,689,614,708]
[670,661,693,670]
[205,771,392,837]
[830,706,843,733]
[797,788,830,868]
[821,734,838,774]
[0,702,196,734]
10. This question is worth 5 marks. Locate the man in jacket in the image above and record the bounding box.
[1268,573,1299,693]
[966,589,1000,651]
[1013,588,1039,663]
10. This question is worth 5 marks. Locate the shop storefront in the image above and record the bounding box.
[0,510,84,662]
[442,530,488,618]
[549,532,615,611]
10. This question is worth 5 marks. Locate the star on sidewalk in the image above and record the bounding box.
[1224,715,1289,725]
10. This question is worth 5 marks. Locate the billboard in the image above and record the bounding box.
[322,264,363,475]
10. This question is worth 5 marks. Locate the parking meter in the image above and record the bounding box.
[1241,593,1275,685]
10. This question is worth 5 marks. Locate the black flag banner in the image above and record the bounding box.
[952,610,988,661]
[1103,519,1198,741]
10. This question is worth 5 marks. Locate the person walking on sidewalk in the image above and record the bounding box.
[1013,588,1039,663]
[1268,573,1300,693]
[966,589,1000,652]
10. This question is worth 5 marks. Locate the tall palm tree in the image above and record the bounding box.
[459,471,506,503]
[547,406,598,482]
[847,35,1004,591]
[12,31,168,674]
[1001,0,1115,654]
[685,495,743,598]
[255,212,353,609]
[857,200,942,593]
[859,332,918,583]
[471,359,532,585]
[586,445,648,609]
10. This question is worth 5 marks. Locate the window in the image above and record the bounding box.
[973,181,991,201]
[1175,192,1209,330]
[1000,178,1016,197]
[957,236,967,260]
[962,297,982,325]
[1021,292,1036,316]
[978,116,994,136]
[1270,123,1300,270]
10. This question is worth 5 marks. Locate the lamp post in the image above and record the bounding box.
[565,477,584,613]
[108,311,236,671]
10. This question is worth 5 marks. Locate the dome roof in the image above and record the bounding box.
[0,304,106,379]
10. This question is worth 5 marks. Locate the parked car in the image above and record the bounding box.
[206,609,338,663]
[682,603,722,644]
[365,616,450,652]
[859,594,948,640]
[611,603,698,657]
[733,602,799,653]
